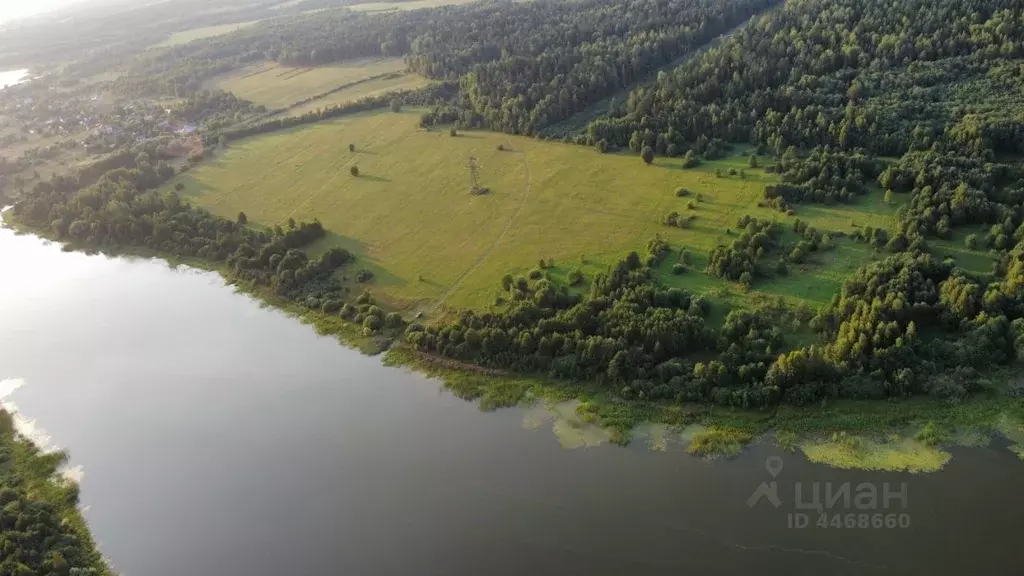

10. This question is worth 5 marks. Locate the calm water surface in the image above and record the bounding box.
[0,221,1022,576]
[0,69,29,89]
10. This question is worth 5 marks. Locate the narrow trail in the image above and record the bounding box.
[427,140,533,314]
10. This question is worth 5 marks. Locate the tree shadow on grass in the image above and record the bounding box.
[358,174,391,183]
[304,231,404,289]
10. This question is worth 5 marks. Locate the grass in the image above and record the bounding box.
[156,21,260,47]
[206,58,409,109]
[350,0,479,12]
[169,110,897,316]
[284,73,429,117]
[686,427,754,457]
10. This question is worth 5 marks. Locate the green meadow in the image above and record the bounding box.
[156,21,261,47]
[162,109,964,319]
[206,58,409,109]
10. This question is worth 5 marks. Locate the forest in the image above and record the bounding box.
[0,411,112,575]
[6,0,1024,412]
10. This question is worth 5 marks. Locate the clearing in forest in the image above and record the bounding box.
[156,21,261,47]
[283,74,430,117]
[350,0,479,13]
[170,110,904,314]
[206,58,409,109]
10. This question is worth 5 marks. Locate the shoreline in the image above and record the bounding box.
[5,218,1024,470]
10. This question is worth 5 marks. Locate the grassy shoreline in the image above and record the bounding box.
[7,216,1024,470]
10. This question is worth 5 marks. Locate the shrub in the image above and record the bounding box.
[385,312,404,328]
[641,145,654,164]
[355,269,374,283]
[174,182,185,191]
[348,143,355,152]
[567,269,583,285]
[449,127,457,137]
[675,187,691,197]
[350,165,359,177]
[321,300,342,314]
[528,268,543,280]
[664,211,680,226]
[748,154,758,168]
[672,263,687,275]
[538,258,547,269]
[497,144,504,151]
[390,99,401,113]
[363,315,382,332]
[727,167,738,176]
[965,234,978,250]
[680,250,692,265]
[681,150,700,168]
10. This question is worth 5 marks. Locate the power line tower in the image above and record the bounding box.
[466,155,483,194]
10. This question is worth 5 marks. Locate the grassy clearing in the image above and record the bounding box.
[156,21,260,47]
[170,110,897,315]
[350,0,479,13]
[284,73,430,117]
[207,58,408,109]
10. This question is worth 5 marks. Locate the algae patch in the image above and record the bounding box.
[631,423,675,452]
[800,433,951,473]
[521,400,611,449]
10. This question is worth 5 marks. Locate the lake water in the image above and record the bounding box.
[0,69,29,89]
[0,219,1022,576]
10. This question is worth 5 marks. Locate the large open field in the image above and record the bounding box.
[155,21,260,47]
[350,0,479,13]
[206,58,409,109]
[164,110,950,318]
[284,73,429,117]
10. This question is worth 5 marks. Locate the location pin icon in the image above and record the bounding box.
[766,456,784,478]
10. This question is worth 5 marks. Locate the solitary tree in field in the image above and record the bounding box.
[450,126,458,137]
[350,165,359,177]
[884,189,894,204]
[390,99,402,113]
[237,211,248,226]
[748,154,758,168]
[349,143,356,152]
[641,145,654,164]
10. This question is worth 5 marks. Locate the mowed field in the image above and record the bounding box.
[351,0,480,13]
[284,73,429,117]
[206,58,409,109]
[156,21,260,47]
[166,110,941,317]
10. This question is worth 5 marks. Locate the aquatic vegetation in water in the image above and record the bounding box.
[522,400,611,449]
[631,423,674,451]
[686,427,752,458]
[801,434,951,473]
